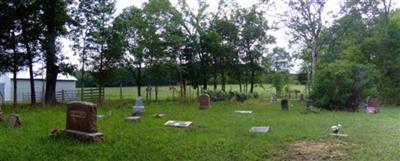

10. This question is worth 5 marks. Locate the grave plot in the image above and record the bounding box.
[282,140,350,161]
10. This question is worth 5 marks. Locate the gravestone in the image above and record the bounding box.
[62,101,103,142]
[164,120,192,128]
[125,116,141,122]
[132,97,145,116]
[154,113,165,118]
[7,114,21,128]
[199,94,211,109]
[299,94,304,101]
[306,99,314,111]
[366,98,379,113]
[281,99,289,111]
[249,126,270,133]
[235,110,253,114]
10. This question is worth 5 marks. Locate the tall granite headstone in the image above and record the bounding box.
[62,101,103,141]
[132,97,145,116]
[199,94,211,109]
[281,99,288,111]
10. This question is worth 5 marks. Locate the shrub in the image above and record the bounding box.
[310,61,376,111]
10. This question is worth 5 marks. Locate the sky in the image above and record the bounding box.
[62,0,399,73]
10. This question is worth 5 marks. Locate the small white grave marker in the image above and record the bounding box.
[164,120,192,127]
[235,110,253,114]
[249,126,270,133]
[125,116,141,122]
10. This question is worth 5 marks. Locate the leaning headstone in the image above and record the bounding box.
[164,120,192,128]
[132,97,145,116]
[199,94,211,109]
[366,98,379,113]
[7,113,21,128]
[125,116,141,122]
[281,99,289,111]
[62,101,103,142]
[249,126,270,133]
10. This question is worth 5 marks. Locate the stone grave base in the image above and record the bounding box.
[62,129,104,142]
[125,116,141,122]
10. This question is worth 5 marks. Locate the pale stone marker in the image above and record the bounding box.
[62,101,103,142]
[235,110,253,114]
[164,120,192,127]
[366,98,379,113]
[132,97,145,116]
[249,126,270,133]
[125,116,141,122]
[7,113,21,128]
[154,113,165,118]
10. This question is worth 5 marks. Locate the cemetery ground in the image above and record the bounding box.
[1,100,400,160]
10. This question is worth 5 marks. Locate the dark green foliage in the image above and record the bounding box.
[207,90,260,102]
[310,61,376,111]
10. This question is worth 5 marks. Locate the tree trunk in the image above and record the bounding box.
[80,49,85,101]
[213,59,217,90]
[44,0,59,105]
[13,67,17,108]
[27,45,36,105]
[137,63,142,97]
[311,40,318,88]
[221,70,226,92]
[250,67,255,93]
[155,84,158,102]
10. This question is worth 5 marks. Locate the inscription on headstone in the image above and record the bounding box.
[199,94,210,109]
[62,101,103,141]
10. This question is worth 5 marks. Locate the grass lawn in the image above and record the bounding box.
[1,100,400,160]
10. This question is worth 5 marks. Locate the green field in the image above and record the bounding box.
[1,100,399,160]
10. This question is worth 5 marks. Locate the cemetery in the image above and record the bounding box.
[2,0,400,160]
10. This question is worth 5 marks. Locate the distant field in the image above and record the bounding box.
[101,84,306,101]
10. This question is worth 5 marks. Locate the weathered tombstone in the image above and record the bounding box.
[306,99,314,111]
[299,94,304,101]
[235,110,253,114]
[199,94,211,109]
[62,101,103,142]
[164,120,192,128]
[132,97,145,116]
[7,113,21,128]
[249,126,270,133]
[125,116,141,122]
[281,99,289,111]
[366,98,379,113]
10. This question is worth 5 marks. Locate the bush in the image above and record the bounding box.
[207,90,260,102]
[310,61,376,111]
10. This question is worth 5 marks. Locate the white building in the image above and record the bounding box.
[0,71,77,102]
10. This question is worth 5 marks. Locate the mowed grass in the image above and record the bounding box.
[103,84,306,100]
[1,100,400,160]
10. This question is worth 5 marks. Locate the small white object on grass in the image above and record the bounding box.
[330,123,342,134]
[97,115,104,118]
[235,110,253,114]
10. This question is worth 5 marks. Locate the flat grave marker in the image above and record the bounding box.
[249,126,270,133]
[125,116,141,122]
[235,110,253,114]
[164,120,192,128]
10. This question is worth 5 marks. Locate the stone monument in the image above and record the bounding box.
[366,98,379,113]
[199,94,211,109]
[281,99,289,111]
[306,99,314,111]
[62,101,103,142]
[132,97,145,116]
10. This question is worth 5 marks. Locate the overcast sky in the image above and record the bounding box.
[62,0,400,73]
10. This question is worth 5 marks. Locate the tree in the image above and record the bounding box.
[285,0,327,88]
[235,4,275,93]
[38,0,71,104]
